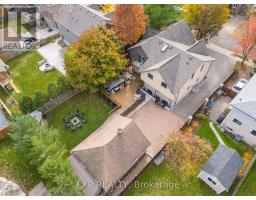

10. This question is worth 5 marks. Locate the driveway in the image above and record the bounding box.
[172,48,236,120]
[37,40,66,75]
[130,100,184,158]
[210,16,245,52]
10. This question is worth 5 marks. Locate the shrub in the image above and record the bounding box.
[57,76,71,93]
[194,113,209,120]
[239,151,254,177]
[165,132,212,180]
[34,92,49,108]
[48,83,60,99]
[19,96,36,114]
[233,63,241,76]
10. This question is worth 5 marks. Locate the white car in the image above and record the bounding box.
[232,79,248,93]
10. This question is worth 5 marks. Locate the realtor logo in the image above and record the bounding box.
[1,5,40,51]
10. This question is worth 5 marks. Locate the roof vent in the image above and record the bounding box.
[161,44,168,53]
[186,61,189,65]
[159,40,163,44]
[169,45,173,49]
[117,128,124,135]
[189,55,193,60]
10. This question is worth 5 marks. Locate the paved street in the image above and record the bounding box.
[210,15,244,51]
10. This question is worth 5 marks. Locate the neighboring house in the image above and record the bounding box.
[51,4,110,43]
[0,58,12,91]
[36,4,62,29]
[221,74,256,147]
[128,21,216,109]
[69,115,150,195]
[0,108,10,139]
[198,144,243,194]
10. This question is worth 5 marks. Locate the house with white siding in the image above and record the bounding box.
[221,74,256,147]
[128,21,216,109]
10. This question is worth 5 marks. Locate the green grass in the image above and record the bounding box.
[0,138,41,193]
[236,162,256,196]
[8,51,62,99]
[196,120,219,150]
[47,92,113,151]
[197,120,249,156]
[125,161,215,196]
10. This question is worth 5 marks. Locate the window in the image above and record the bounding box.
[161,82,167,88]
[251,130,256,136]
[233,118,242,126]
[137,55,144,64]
[191,73,195,79]
[227,127,233,132]
[148,73,153,80]
[208,177,217,185]
[200,65,204,71]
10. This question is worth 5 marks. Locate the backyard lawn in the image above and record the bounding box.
[0,138,41,193]
[125,119,251,196]
[47,92,114,151]
[236,162,256,196]
[8,51,62,99]
[196,120,250,156]
[125,161,215,196]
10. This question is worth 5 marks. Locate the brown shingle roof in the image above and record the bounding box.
[71,115,150,193]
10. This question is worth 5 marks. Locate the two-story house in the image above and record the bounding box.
[128,21,216,109]
[221,74,256,147]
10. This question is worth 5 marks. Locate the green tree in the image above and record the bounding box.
[10,116,85,195]
[144,5,181,30]
[65,25,128,93]
[19,96,35,114]
[34,92,49,108]
[182,5,229,41]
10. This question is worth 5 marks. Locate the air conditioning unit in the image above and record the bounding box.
[117,128,124,135]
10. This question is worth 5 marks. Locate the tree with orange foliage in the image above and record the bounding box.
[111,4,147,45]
[234,16,256,66]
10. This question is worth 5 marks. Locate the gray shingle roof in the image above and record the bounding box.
[71,116,150,193]
[231,74,256,119]
[202,145,243,190]
[187,39,209,56]
[128,21,215,94]
[53,4,109,37]
[157,20,195,45]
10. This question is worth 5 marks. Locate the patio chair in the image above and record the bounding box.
[82,119,87,123]
[71,126,76,131]
[77,123,82,128]
[63,117,68,121]
[68,112,73,118]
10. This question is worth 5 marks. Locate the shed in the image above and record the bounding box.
[198,144,243,194]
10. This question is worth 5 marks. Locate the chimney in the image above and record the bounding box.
[117,128,123,135]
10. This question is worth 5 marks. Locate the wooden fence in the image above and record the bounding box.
[121,93,146,117]
[37,89,81,114]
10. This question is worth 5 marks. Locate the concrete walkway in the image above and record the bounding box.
[209,122,225,145]
[208,42,255,67]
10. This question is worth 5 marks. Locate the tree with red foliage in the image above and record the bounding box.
[235,16,256,66]
[111,4,147,45]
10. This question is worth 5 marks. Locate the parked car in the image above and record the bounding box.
[24,37,37,43]
[232,79,248,93]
